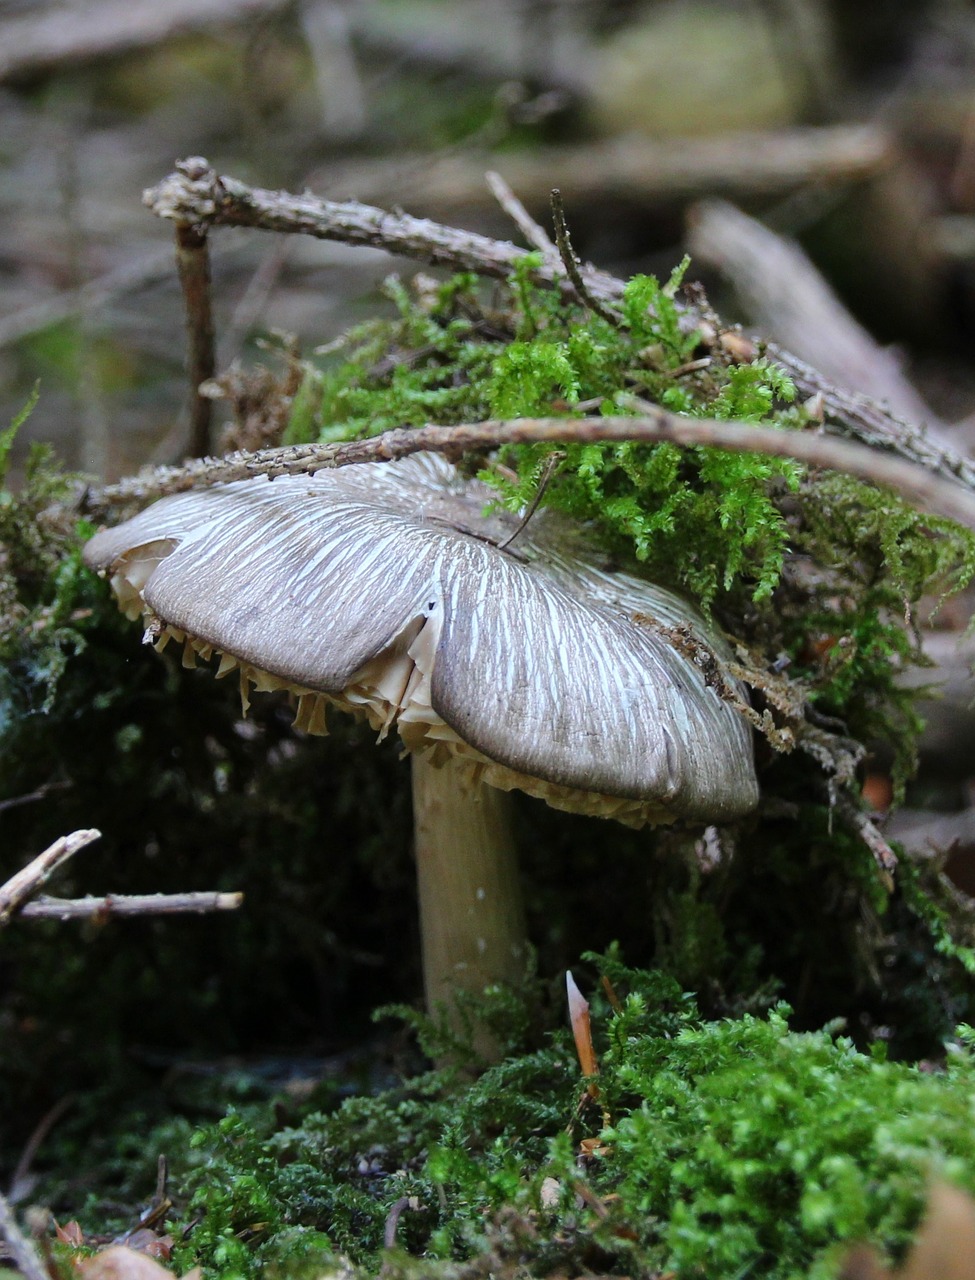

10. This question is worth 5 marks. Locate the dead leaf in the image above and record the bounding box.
[56,1220,85,1247]
[78,1245,179,1280]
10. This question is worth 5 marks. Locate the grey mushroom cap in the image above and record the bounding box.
[84,454,759,825]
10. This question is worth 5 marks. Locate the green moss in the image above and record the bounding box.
[0,388,98,724]
[155,956,975,1280]
[290,259,807,615]
[780,472,975,795]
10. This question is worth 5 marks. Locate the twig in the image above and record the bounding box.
[497,450,565,550]
[174,192,217,457]
[383,1197,413,1251]
[142,160,975,495]
[687,198,944,433]
[15,892,244,922]
[550,188,622,325]
[485,170,555,255]
[316,127,892,211]
[120,1155,171,1241]
[0,1189,49,1280]
[0,830,100,925]
[0,780,71,816]
[144,157,563,285]
[85,414,975,532]
[833,790,898,887]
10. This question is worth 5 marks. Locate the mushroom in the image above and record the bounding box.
[83,453,758,1023]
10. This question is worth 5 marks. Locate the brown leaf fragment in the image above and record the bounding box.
[839,1183,975,1280]
[55,1220,85,1247]
[78,1244,179,1280]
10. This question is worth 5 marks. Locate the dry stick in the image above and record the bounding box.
[0,829,100,925]
[16,892,244,922]
[145,157,554,280]
[687,197,944,433]
[87,414,975,532]
[484,169,556,255]
[320,127,891,213]
[8,1096,75,1206]
[142,160,975,495]
[837,806,898,886]
[497,450,565,550]
[175,219,217,458]
[0,780,70,816]
[383,1197,413,1251]
[0,1189,49,1280]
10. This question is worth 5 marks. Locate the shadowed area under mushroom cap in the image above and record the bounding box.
[84,454,758,825]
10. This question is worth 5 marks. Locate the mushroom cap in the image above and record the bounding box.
[84,454,759,826]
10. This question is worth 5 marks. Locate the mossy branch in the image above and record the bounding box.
[144,158,975,496]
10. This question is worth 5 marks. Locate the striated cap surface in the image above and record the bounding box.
[84,454,759,826]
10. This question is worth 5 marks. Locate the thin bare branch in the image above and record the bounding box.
[687,198,944,434]
[0,829,100,924]
[86,413,975,532]
[175,213,217,457]
[142,160,975,495]
[485,170,555,256]
[497,450,566,551]
[834,793,898,883]
[321,127,893,211]
[16,892,244,922]
[0,780,71,815]
[145,157,558,284]
[383,1196,413,1251]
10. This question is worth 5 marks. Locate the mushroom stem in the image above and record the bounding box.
[411,752,527,1025]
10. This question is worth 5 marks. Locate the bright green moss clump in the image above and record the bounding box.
[290,258,805,612]
[163,956,975,1280]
